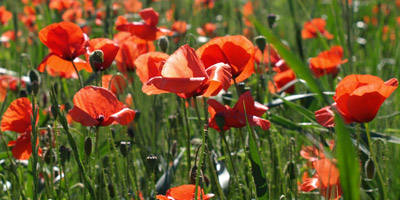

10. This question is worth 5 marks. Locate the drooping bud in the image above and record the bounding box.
[158,36,169,53]
[59,145,71,165]
[89,50,104,72]
[84,136,93,156]
[146,154,158,172]
[28,69,41,96]
[284,161,296,180]
[267,14,277,28]
[254,36,266,53]
[365,158,376,180]
[189,165,203,185]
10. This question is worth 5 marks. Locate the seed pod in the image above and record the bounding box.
[84,137,92,156]
[267,14,277,28]
[158,36,169,53]
[284,161,296,180]
[254,36,266,53]
[189,165,203,185]
[89,50,104,72]
[365,158,376,180]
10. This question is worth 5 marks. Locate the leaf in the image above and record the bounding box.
[335,115,360,200]
[251,17,330,105]
[276,95,317,123]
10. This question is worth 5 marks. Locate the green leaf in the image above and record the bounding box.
[252,17,329,105]
[335,115,360,200]
[276,95,317,123]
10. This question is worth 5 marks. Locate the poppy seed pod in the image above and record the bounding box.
[254,36,266,53]
[189,165,203,185]
[158,36,169,53]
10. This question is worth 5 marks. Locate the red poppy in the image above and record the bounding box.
[315,74,398,127]
[69,86,136,126]
[300,158,342,200]
[86,38,119,71]
[268,67,296,94]
[196,23,217,38]
[114,34,155,73]
[309,46,348,78]
[207,91,270,131]
[0,6,12,25]
[156,184,214,200]
[20,6,37,31]
[194,0,215,11]
[0,75,25,102]
[62,7,83,23]
[301,18,334,40]
[254,44,281,72]
[136,45,232,98]
[172,21,187,34]
[123,0,143,13]
[196,35,255,83]
[38,22,92,78]
[116,8,171,41]
[1,98,41,160]
[49,0,78,12]
[102,74,127,94]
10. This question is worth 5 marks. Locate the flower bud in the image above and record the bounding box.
[89,50,104,72]
[44,149,55,164]
[84,136,92,156]
[222,91,232,106]
[119,141,131,157]
[146,154,158,172]
[170,140,177,158]
[158,36,169,53]
[59,145,71,165]
[254,36,266,53]
[284,161,296,180]
[189,165,203,185]
[365,158,376,180]
[268,14,277,28]
[19,90,27,98]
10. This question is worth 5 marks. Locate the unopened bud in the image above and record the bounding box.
[267,14,277,28]
[134,110,141,122]
[147,154,158,172]
[89,50,104,72]
[215,114,225,132]
[59,145,71,165]
[19,90,27,98]
[119,141,131,157]
[222,91,232,106]
[365,158,376,180]
[170,140,177,158]
[158,36,169,53]
[44,149,55,164]
[284,161,296,180]
[189,165,203,185]
[84,137,92,156]
[254,36,266,53]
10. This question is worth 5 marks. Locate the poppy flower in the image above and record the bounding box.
[1,98,41,160]
[49,0,78,12]
[207,91,270,131]
[301,18,334,40]
[309,46,348,78]
[102,74,127,94]
[114,34,155,72]
[254,44,281,72]
[172,21,187,34]
[268,67,296,94]
[86,38,119,71]
[69,86,136,126]
[136,44,232,98]
[156,184,214,200]
[315,74,398,127]
[116,8,171,41]
[38,22,92,78]
[0,75,25,102]
[300,158,342,200]
[196,23,217,38]
[196,35,255,83]
[0,6,12,25]
[122,0,143,13]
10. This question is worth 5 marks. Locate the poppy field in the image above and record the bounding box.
[1,0,400,199]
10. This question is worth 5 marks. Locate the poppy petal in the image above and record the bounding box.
[1,98,32,133]
[233,91,268,117]
[69,106,99,126]
[300,177,320,192]
[139,8,159,26]
[135,52,169,84]
[203,62,232,97]
[144,76,206,95]
[10,132,42,160]
[315,105,335,127]
[110,108,136,125]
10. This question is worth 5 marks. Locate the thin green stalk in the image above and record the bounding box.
[71,61,84,88]
[365,123,387,199]
[30,95,39,200]
[194,127,207,199]
[181,100,192,174]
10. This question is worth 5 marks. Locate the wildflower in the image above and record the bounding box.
[156,184,214,200]
[268,64,296,94]
[102,74,127,94]
[0,75,25,102]
[207,91,270,131]
[69,86,136,126]
[309,46,347,78]
[0,6,12,25]
[38,22,92,78]
[301,18,334,40]
[315,74,398,127]
[196,35,255,83]
[136,45,232,98]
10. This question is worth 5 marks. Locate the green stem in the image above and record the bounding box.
[30,95,39,200]
[181,100,192,174]
[194,127,207,199]
[71,61,84,88]
[365,123,387,199]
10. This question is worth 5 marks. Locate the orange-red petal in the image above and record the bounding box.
[1,98,33,133]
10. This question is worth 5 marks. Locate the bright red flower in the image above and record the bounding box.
[38,22,92,78]
[196,23,217,37]
[315,74,398,127]
[172,21,187,34]
[49,0,78,12]
[86,38,119,71]
[268,67,296,94]
[123,0,143,13]
[309,46,348,78]
[102,74,127,94]
[254,44,281,72]
[0,6,12,25]
[69,86,136,126]
[156,184,214,200]
[196,35,255,83]
[114,34,155,72]
[301,18,334,40]
[116,8,171,41]
[207,91,270,131]
[1,98,41,160]
[0,75,25,102]
[300,158,342,200]
[136,45,232,98]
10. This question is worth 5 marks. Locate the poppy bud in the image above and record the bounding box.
[59,145,71,165]
[158,36,169,53]
[119,141,130,157]
[51,104,60,119]
[170,140,177,158]
[215,114,225,132]
[189,165,203,185]
[222,91,232,106]
[108,183,115,198]
[146,154,158,172]
[267,14,277,28]
[127,127,134,138]
[284,161,296,180]
[254,36,266,53]
[19,90,28,98]
[28,69,41,85]
[84,136,92,156]
[42,93,48,107]
[44,149,55,164]
[134,110,141,122]
[168,115,177,129]
[365,158,376,180]
[89,50,104,72]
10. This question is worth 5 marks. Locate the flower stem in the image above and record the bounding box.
[365,123,387,199]
[71,61,84,88]
[194,126,207,199]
